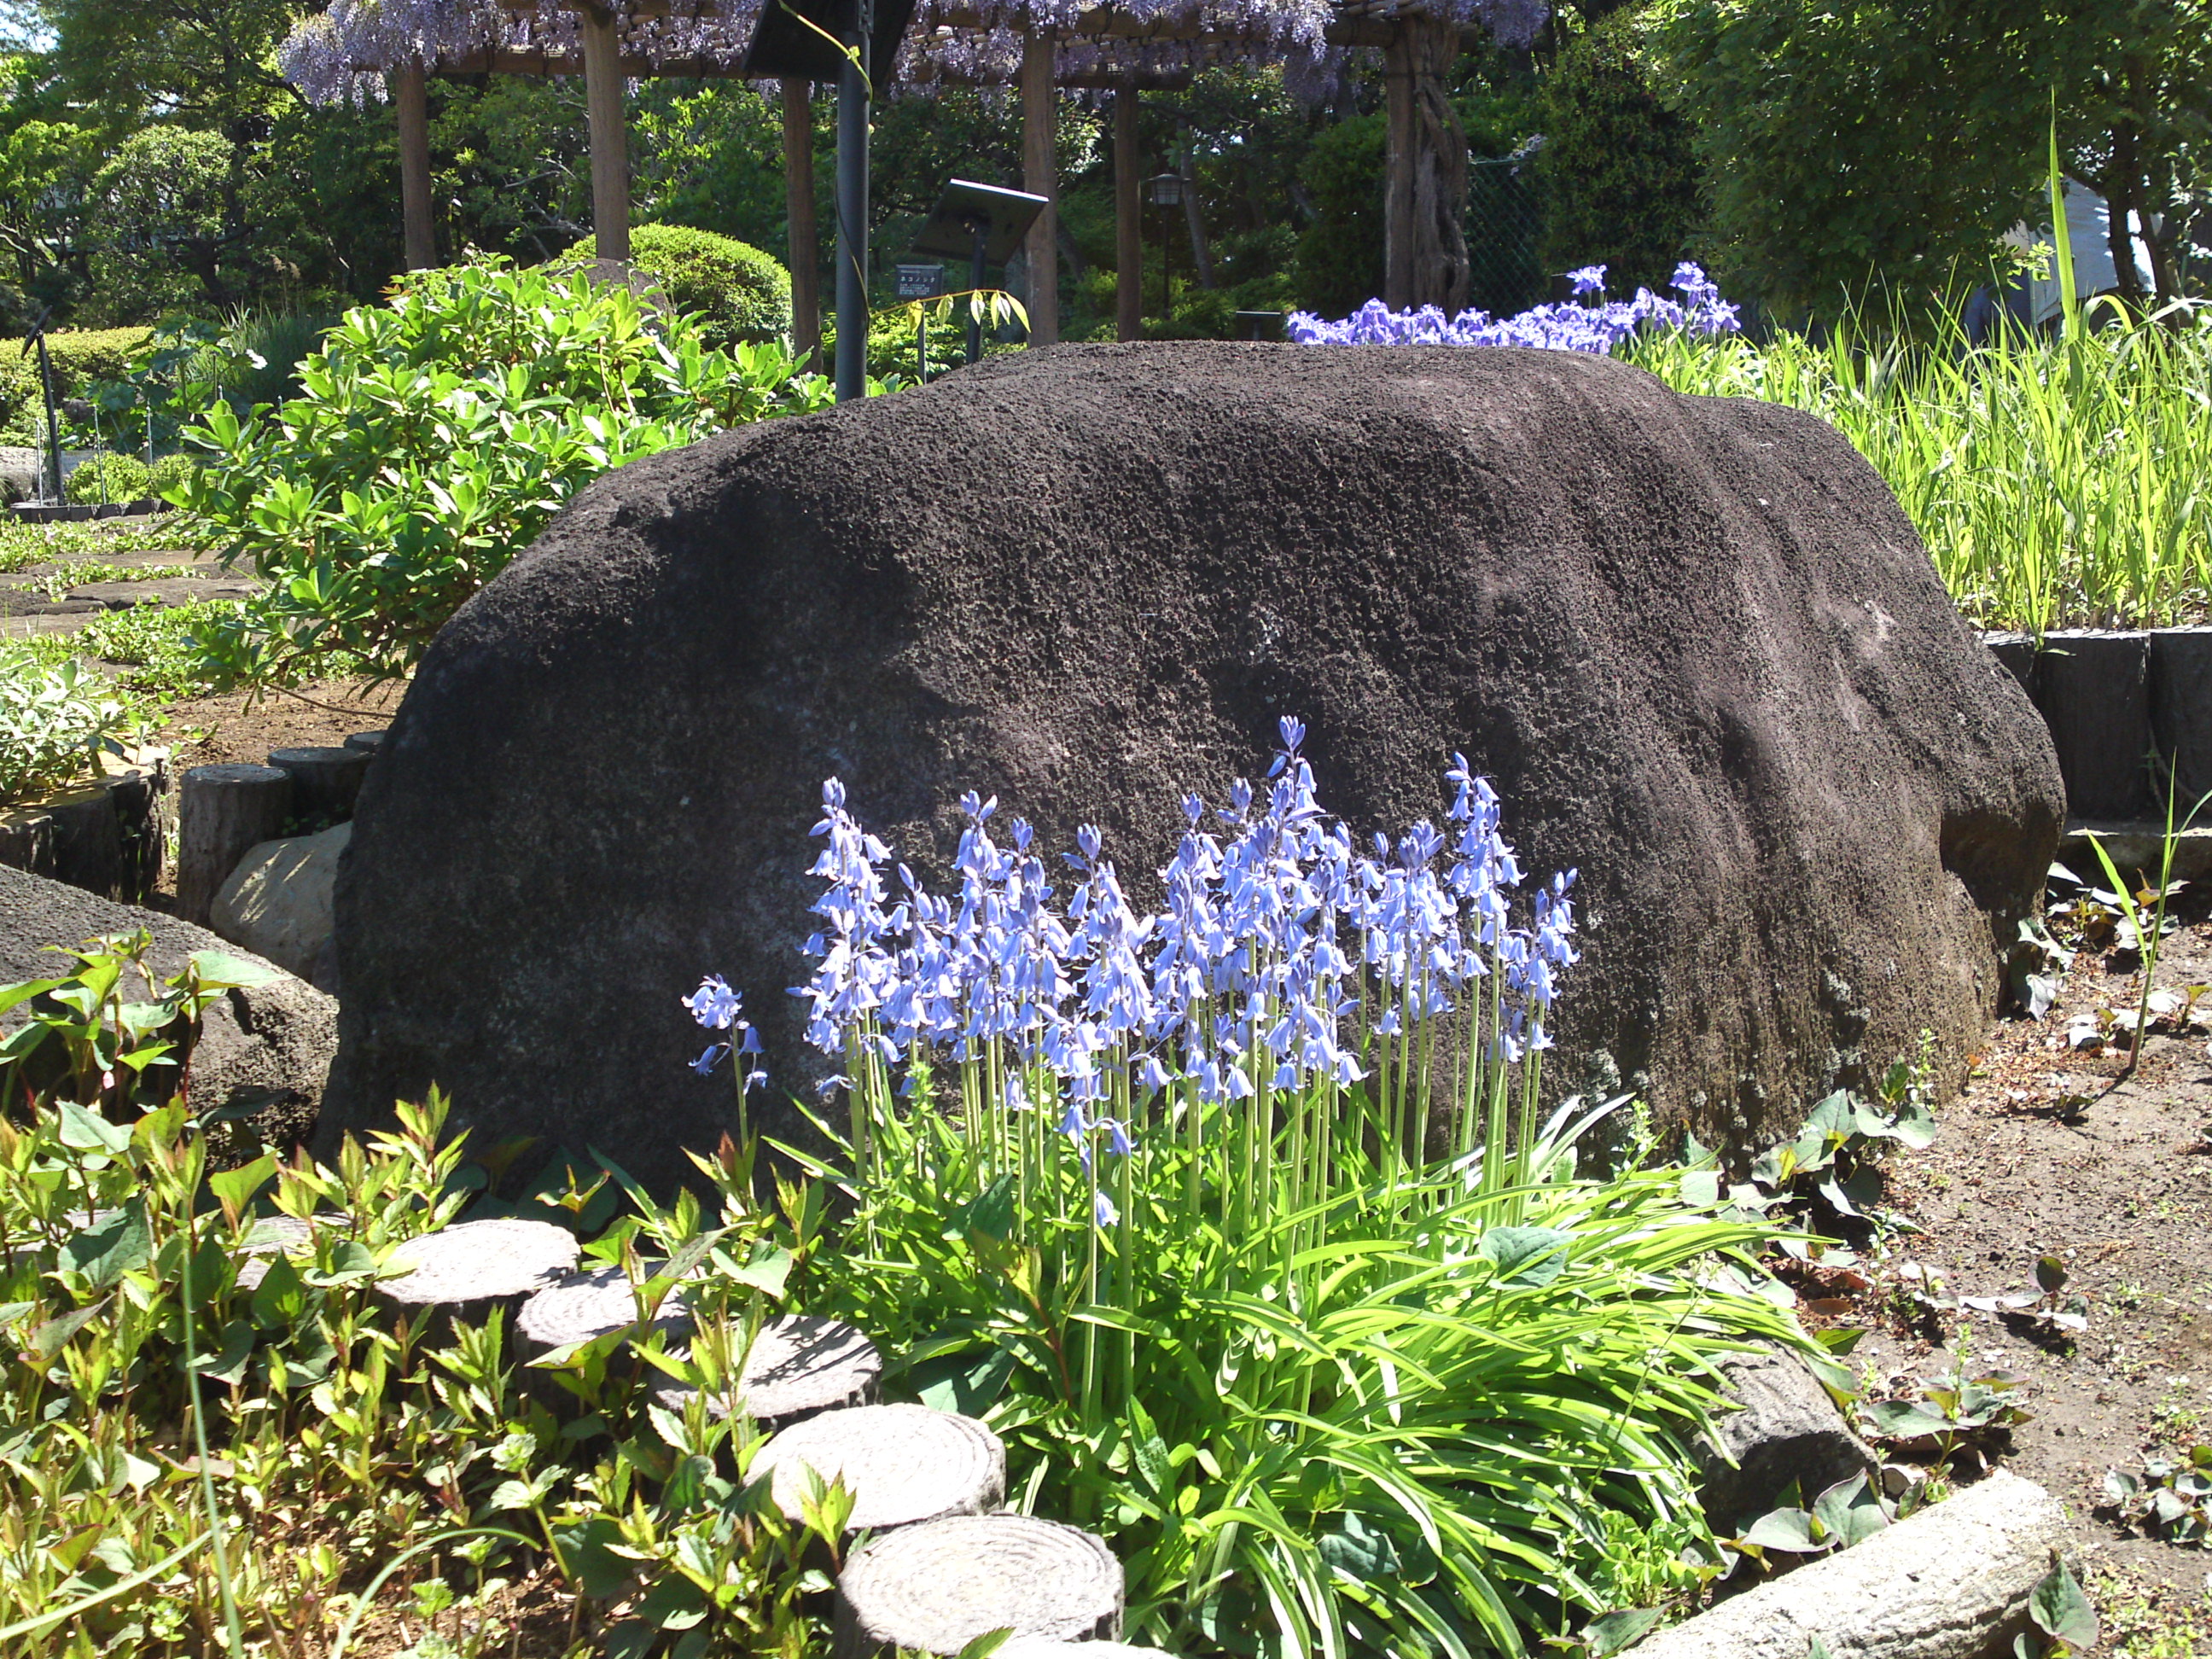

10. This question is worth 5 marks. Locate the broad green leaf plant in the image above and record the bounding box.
[172,256,838,687]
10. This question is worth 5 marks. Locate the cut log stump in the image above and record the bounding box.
[755,1402,1004,1532]
[998,1643,1161,1659]
[343,731,387,755]
[834,1513,1123,1659]
[175,764,291,926]
[650,1313,882,1423]
[267,746,371,823]
[516,1264,693,1353]
[375,1219,579,1328]
[234,1211,350,1291]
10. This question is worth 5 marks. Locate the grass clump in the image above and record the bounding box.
[1628,308,2212,634]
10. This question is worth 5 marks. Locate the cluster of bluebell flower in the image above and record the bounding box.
[1287,261,1741,352]
[736,719,1578,1242]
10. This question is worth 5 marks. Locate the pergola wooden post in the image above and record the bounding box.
[394,61,437,270]
[1114,84,1141,341]
[579,1,632,262]
[1344,3,1470,313]
[782,79,822,370]
[1020,26,1058,346]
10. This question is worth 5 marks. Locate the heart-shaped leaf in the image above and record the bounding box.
[1478,1225,1574,1289]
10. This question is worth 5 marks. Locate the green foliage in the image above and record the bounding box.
[1537,19,1704,299]
[1627,309,2212,632]
[1291,114,1386,321]
[1641,0,2075,323]
[173,257,834,686]
[146,451,196,497]
[0,649,145,803]
[63,451,149,504]
[11,599,240,698]
[81,127,231,324]
[804,1086,1808,1656]
[555,224,794,352]
[0,933,841,1656]
[0,328,154,444]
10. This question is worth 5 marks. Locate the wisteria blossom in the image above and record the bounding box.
[283,0,1547,109]
[1289,262,1741,352]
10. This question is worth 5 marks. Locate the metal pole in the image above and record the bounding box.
[965,218,987,366]
[832,0,872,403]
[35,333,60,504]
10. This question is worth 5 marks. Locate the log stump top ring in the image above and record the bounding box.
[651,1313,883,1423]
[754,1401,1005,1531]
[833,1512,1124,1658]
[516,1263,693,1353]
[377,1218,580,1311]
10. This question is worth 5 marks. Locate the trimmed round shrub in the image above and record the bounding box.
[555,224,793,348]
[65,452,153,505]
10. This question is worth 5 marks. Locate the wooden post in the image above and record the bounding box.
[782,79,822,372]
[1381,15,1470,314]
[395,61,436,271]
[1114,85,1141,341]
[1021,27,1057,347]
[266,746,371,824]
[579,0,630,264]
[176,764,292,927]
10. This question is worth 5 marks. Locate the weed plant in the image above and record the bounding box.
[745,723,1823,1656]
[0,648,148,803]
[0,935,843,1658]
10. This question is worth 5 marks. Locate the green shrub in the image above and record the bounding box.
[556,223,794,348]
[1291,114,1386,319]
[63,451,152,504]
[174,256,832,685]
[0,328,157,444]
[1537,19,1706,298]
[0,649,146,803]
[148,451,199,498]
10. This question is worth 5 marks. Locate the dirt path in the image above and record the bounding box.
[1860,906,2212,1653]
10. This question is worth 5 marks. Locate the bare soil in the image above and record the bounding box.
[1853,905,2212,1653]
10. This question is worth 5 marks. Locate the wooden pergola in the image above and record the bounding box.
[285,0,1514,354]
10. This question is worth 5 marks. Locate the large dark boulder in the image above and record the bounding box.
[323,342,2061,1190]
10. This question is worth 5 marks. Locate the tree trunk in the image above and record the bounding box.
[1177,123,1214,290]
[1115,86,1142,341]
[395,61,436,271]
[176,763,292,928]
[1382,16,1470,314]
[783,79,822,371]
[1021,28,1058,346]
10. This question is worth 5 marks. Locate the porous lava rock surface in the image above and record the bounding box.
[0,863,337,1132]
[323,342,2061,1189]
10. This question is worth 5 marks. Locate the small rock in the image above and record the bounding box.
[212,823,349,992]
[1694,1344,1879,1534]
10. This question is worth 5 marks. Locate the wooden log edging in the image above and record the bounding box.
[176,764,291,926]
[834,1513,1124,1659]
[266,745,371,824]
[755,1402,1004,1531]
[0,762,170,905]
[651,1312,883,1423]
[1627,1469,2068,1659]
